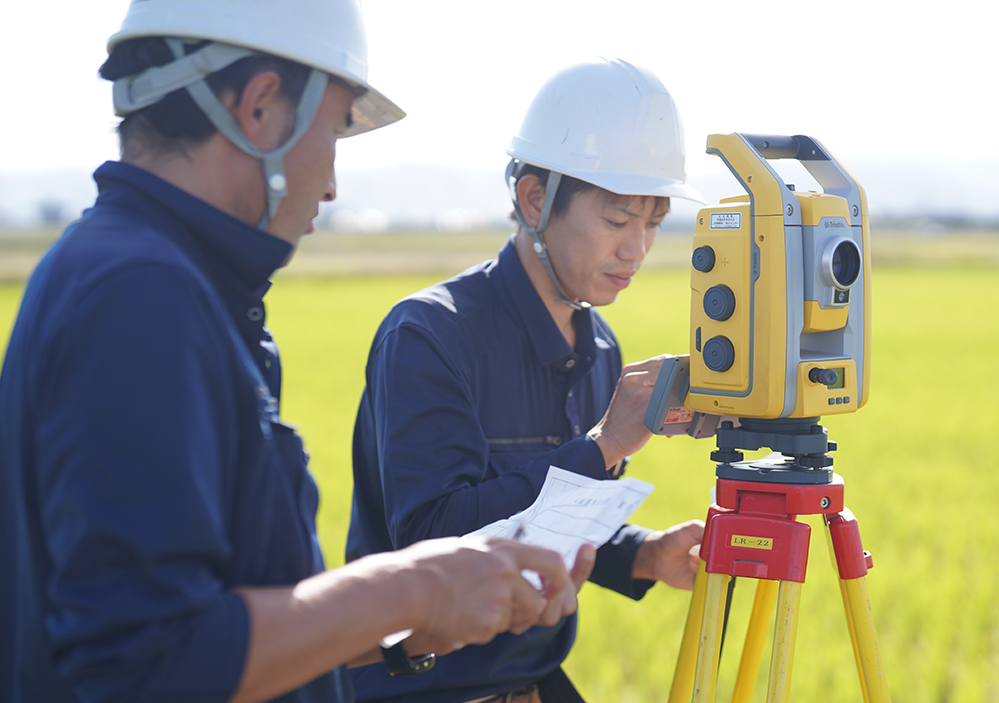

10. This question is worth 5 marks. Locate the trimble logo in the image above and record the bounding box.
[823,219,847,228]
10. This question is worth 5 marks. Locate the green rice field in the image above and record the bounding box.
[2,229,997,701]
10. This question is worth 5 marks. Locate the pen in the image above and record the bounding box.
[512,515,528,542]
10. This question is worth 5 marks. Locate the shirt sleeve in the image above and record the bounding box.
[34,265,248,703]
[368,323,610,548]
[590,525,656,600]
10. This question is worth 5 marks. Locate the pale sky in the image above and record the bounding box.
[2,0,996,183]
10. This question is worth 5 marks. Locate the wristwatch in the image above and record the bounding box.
[379,630,436,677]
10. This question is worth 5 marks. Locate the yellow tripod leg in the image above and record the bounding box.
[838,577,870,703]
[669,559,707,703]
[765,580,802,703]
[843,577,892,703]
[692,571,731,703]
[731,579,778,703]
[825,525,870,703]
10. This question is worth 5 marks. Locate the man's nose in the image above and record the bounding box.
[618,223,648,262]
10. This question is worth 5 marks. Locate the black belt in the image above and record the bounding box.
[467,667,585,703]
[470,683,539,703]
[536,667,585,703]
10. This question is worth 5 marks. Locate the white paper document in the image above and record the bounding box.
[466,466,655,570]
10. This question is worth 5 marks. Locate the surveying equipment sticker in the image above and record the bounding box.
[731,535,773,550]
[663,406,694,424]
[711,213,742,229]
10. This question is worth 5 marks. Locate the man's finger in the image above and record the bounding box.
[670,519,705,549]
[506,571,547,634]
[625,356,667,373]
[569,542,596,592]
[506,542,571,596]
[685,520,706,540]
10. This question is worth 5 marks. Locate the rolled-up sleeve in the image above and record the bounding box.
[590,525,656,600]
[35,265,248,703]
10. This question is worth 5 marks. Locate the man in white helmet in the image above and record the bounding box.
[0,2,591,702]
[347,58,707,703]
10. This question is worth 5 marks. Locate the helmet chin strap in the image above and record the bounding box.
[158,38,329,229]
[505,159,590,312]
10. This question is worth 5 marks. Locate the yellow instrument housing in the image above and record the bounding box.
[686,133,871,419]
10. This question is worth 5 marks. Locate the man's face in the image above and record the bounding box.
[542,188,667,306]
[268,80,354,245]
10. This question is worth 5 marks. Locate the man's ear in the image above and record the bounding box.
[515,173,547,229]
[231,70,293,152]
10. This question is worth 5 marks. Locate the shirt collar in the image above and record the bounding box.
[492,235,597,368]
[92,161,293,292]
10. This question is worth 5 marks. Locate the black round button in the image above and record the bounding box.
[808,367,839,386]
[703,336,735,372]
[703,285,736,321]
[692,246,716,272]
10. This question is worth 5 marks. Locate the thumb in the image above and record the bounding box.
[678,520,706,548]
[570,543,597,593]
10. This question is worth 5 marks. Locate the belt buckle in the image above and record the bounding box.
[505,684,540,703]
[464,683,539,703]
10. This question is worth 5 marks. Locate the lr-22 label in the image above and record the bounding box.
[731,534,774,550]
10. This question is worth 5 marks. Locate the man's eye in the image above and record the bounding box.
[606,220,626,228]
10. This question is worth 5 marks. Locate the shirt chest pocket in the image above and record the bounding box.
[485,435,563,479]
[269,421,321,532]
[243,420,324,580]
[250,380,320,540]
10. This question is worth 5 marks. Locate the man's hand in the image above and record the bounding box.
[588,355,667,470]
[631,520,704,590]
[401,537,596,656]
[568,541,597,593]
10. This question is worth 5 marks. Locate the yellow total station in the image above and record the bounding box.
[686,133,871,419]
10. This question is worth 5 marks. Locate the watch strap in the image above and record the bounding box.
[379,639,436,677]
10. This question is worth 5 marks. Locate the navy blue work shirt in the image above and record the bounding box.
[0,162,347,703]
[347,238,654,703]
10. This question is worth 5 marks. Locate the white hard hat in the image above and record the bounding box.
[507,57,703,311]
[508,57,703,203]
[109,0,403,137]
[107,0,404,228]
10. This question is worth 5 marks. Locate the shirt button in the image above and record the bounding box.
[573,424,581,436]
[567,389,574,398]
[247,306,264,322]
[564,359,576,369]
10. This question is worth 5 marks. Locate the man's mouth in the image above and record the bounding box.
[605,272,635,289]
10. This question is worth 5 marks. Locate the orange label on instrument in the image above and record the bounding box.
[663,406,694,423]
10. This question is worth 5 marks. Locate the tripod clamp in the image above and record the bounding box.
[711,417,837,484]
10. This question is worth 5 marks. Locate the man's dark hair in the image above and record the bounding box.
[514,163,598,221]
[512,163,670,223]
[99,37,311,156]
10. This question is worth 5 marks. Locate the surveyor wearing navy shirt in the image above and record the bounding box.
[0,3,592,703]
[348,58,710,703]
